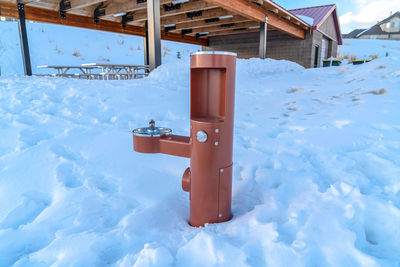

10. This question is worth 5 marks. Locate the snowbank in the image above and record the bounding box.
[339,38,400,59]
[0,21,200,76]
[0,27,400,266]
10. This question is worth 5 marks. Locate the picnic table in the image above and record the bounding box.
[37,63,150,80]
[37,65,97,75]
[82,63,150,79]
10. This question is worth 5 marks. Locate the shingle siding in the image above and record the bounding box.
[319,14,338,41]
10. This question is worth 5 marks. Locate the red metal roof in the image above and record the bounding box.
[290,4,335,27]
[289,4,343,45]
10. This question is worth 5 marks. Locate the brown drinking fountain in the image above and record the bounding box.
[132,51,237,227]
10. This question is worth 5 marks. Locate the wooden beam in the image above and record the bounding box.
[0,1,208,46]
[205,0,305,39]
[203,0,266,22]
[206,27,259,37]
[22,0,58,10]
[104,0,173,16]
[127,0,218,23]
[161,30,208,45]
[18,0,40,4]
[262,0,308,28]
[185,21,258,35]
[20,0,53,5]
[0,1,143,33]
[266,11,305,39]
[69,0,104,11]
[167,15,250,31]
[20,0,103,14]
[161,7,232,25]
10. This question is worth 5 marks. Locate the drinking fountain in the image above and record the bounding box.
[132,51,237,227]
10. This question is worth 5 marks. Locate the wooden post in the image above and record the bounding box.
[259,15,268,59]
[147,0,162,71]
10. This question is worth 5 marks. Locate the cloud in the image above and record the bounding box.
[339,0,400,31]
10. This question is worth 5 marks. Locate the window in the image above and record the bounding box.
[388,22,400,28]
[389,33,392,39]
[369,35,377,39]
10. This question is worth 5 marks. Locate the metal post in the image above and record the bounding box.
[259,16,268,60]
[147,0,162,71]
[143,20,150,71]
[17,3,32,76]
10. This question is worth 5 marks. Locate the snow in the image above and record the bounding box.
[339,38,400,59]
[296,15,314,26]
[1,22,400,266]
[0,21,200,76]
[355,29,369,38]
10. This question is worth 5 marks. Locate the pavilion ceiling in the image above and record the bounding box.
[0,0,309,46]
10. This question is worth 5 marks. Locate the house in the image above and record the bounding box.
[0,16,16,22]
[203,4,343,68]
[357,12,400,40]
[342,29,366,39]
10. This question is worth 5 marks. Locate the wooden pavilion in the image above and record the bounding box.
[0,0,309,74]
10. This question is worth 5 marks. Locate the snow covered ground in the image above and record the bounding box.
[339,38,400,59]
[0,21,199,76]
[1,22,400,266]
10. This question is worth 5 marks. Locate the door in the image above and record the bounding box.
[320,38,328,66]
[314,45,319,68]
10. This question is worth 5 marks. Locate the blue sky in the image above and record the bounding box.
[277,0,400,33]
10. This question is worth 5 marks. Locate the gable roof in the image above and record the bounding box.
[290,4,343,45]
[358,11,400,37]
[343,29,367,38]
[379,11,400,25]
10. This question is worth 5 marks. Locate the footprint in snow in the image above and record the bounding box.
[238,121,257,129]
[86,174,118,194]
[267,127,285,138]
[15,114,41,126]
[18,128,53,148]
[55,162,84,188]
[50,143,84,162]
[0,192,51,229]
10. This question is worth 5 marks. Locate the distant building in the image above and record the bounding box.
[342,29,366,39]
[0,16,17,22]
[204,4,343,68]
[354,12,400,40]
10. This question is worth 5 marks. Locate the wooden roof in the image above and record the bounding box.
[0,0,309,46]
